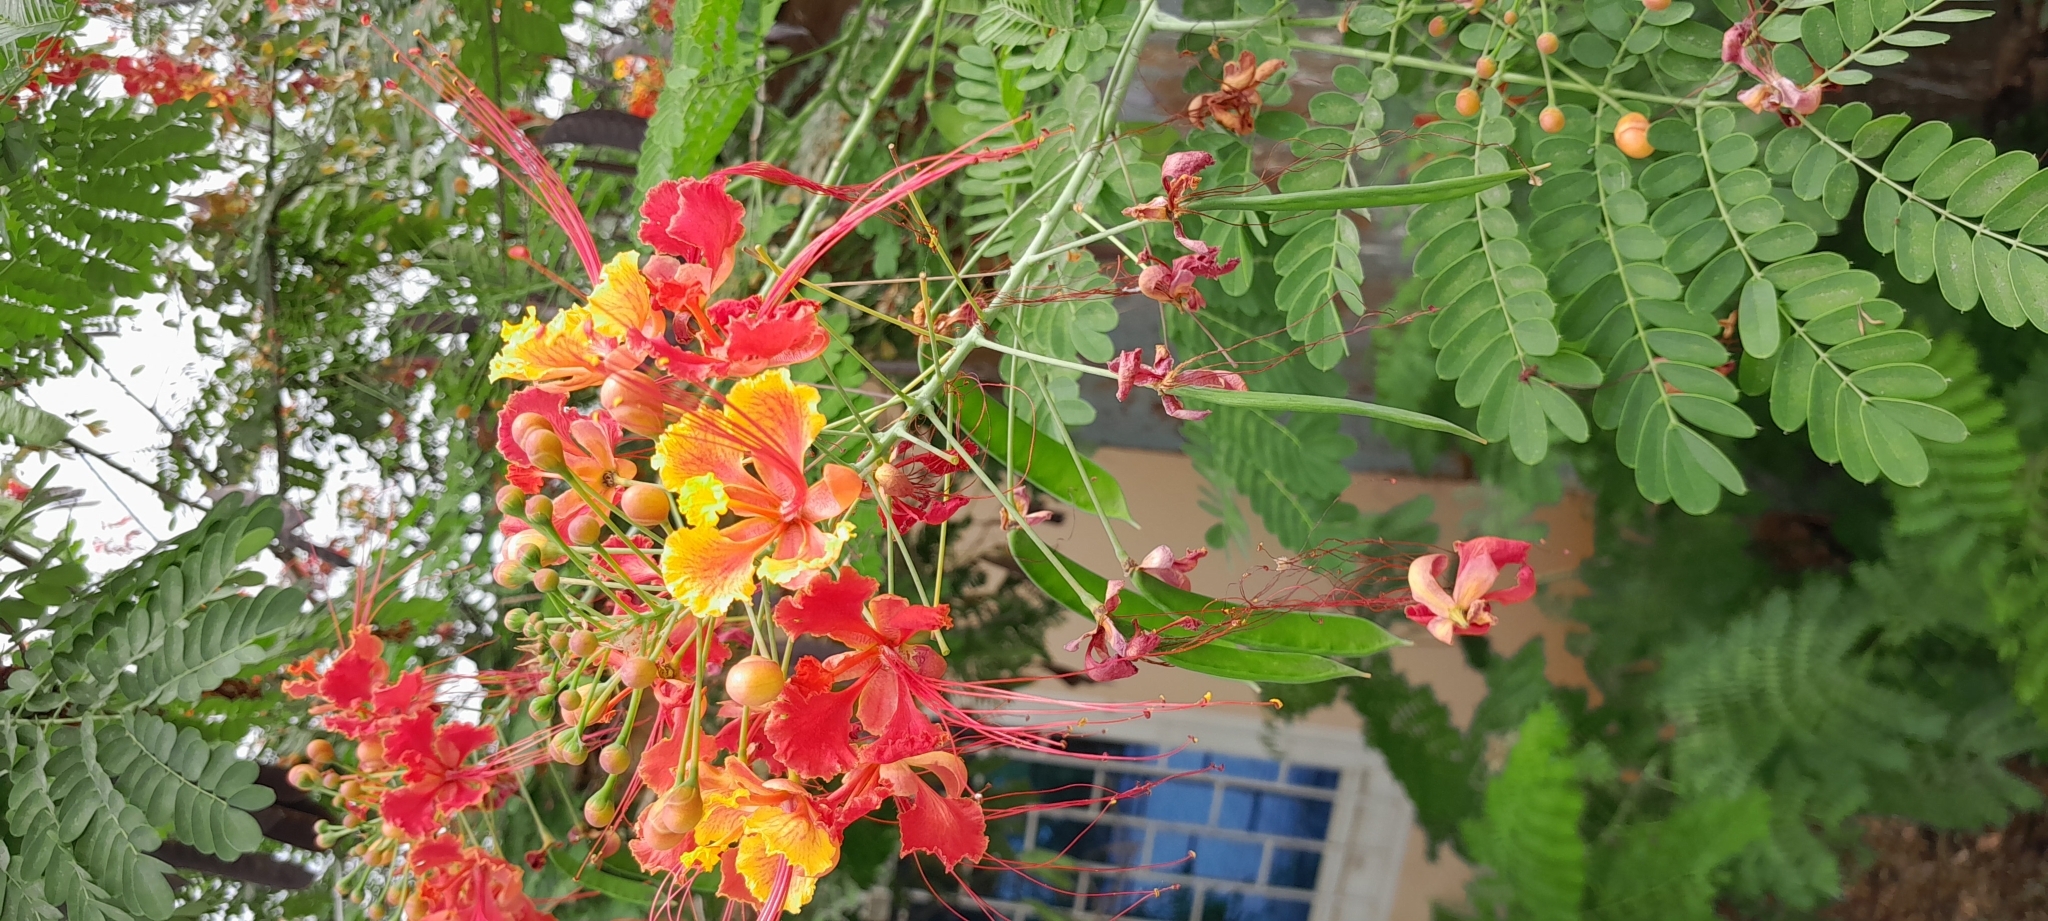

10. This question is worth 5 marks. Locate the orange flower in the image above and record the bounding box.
[683,758,839,911]
[655,369,861,616]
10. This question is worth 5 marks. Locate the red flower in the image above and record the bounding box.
[407,835,554,921]
[285,627,437,742]
[381,711,500,837]
[1108,345,1247,421]
[828,751,987,867]
[639,176,746,295]
[1404,537,1535,644]
[703,296,830,377]
[763,569,951,778]
[1124,150,1215,224]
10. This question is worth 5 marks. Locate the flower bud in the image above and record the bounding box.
[496,484,527,516]
[508,244,531,261]
[618,656,661,690]
[494,559,532,589]
[510,412,552,446]
[288,763,321,789]
[598,743,632,775]
[523,430,566,472]
[619,483,671,527]
[568,629,600,658]
[503,608,529,632]
[306,739,335,767]
[600,370,668,437]
[1614,111,1654,159]
[656,785,703,835]
[550,727,587,765]
[524,494,554,522]
[557,687,584,714]
[528,695,556,721]
[531,568,560,593]
[724,655,785,708]
[358,739,384,770]
[584,788,618,827]
[1455,87,1481,118]
[564,515,604,546]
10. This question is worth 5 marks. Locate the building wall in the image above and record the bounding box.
[1018,447,1595,921]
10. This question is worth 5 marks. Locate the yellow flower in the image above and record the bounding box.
[489,305,605,391]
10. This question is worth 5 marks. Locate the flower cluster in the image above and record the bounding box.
[281,143,1245,916]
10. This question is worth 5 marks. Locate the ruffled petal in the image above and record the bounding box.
[662,525,769,617]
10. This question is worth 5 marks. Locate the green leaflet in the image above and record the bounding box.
[548,848,661,904]
[635,0,766,190]
[1191,167,1534,213]
[1173,386,1483,442]
[1272,210,1364,369]
[94,714,272,861]
[0,393,69,448]
[947,378,1131,522]
[1005,531,1379,683]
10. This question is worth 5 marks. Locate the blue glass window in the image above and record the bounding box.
[1114,776,1214,822]
[1200,891,1313,921]
[1287,764,1343,789]
[1267,848,1323,890]
[974,742,1346,920]
[1166,749,1282,781]
[1217,788,1333,839]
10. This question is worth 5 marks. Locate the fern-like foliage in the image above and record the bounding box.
[1459,704,1585,921]
[0,89,214,384]
[0,494,305,919]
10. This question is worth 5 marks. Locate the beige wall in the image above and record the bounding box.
[1021,447,1595,921]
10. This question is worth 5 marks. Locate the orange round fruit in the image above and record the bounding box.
[1539,106,1566,134]
[1537,32,1560,55]
[1475,56,1497,79]
[1428,15,1447,36]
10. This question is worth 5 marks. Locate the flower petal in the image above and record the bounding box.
[662,525,768,617]
[1406,553,1456,617]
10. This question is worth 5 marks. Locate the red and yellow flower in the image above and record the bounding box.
[655,369,860,616]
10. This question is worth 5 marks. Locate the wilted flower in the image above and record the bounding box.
[1404,537,1536,644]
[1108,345,1248,421]
[1187,52,1285,134]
